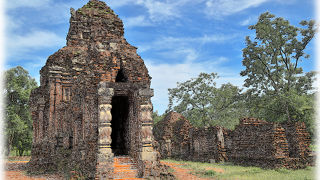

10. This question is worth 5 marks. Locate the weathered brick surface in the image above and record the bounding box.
[28,0,173,179]
[153,112,227,163]
[153,112,192,159]
[228,118,313,169]
[190,126,228,163]
[154,114,314,169]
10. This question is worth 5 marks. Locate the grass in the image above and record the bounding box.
[8,149,31,157]
[163,159,315,180]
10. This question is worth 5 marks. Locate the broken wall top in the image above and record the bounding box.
[153,112,192,141]
[67,0,124,45]
[40,0,151,87]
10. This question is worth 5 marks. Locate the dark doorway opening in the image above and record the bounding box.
[111,96,129,155]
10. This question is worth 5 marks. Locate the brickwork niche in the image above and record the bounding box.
[28,1,173,179]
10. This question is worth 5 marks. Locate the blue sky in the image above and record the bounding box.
[5,0,316,114]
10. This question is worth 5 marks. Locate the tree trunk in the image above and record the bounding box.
[286,104,291,122]
[18,149,24,156]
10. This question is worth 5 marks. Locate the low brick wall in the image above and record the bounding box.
[154,113,314,169]
[227,118,313,169]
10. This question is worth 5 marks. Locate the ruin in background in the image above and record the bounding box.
[28,1,173,179]
[153,112,314,169]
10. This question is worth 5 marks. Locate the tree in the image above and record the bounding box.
[167,72,246,129]
[241,12,316,123]
[5,66,38,156]
[152,110,165,125]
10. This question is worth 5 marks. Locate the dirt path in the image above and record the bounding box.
[5,159,63,180]
[6,157,223,179]
[161,161,215,180]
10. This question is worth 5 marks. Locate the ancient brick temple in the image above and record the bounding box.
[28,1,172,179]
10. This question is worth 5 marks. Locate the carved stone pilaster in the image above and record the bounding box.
[97,86,114,163]
[38,98,45,143]
[139,102,156,161]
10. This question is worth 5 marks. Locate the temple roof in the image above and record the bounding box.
[76,0,116,18]
[67,0,125,45]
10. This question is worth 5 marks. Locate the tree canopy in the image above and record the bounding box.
[5,66,38,156]
[164,12,316,136]
[239,12,316,138]
[167,72,246,129]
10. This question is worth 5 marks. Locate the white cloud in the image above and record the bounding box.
[139,33,242,113]
[108,0,136,8]
[134,0,201,22]
[274,0,297,4]
[156,34,237,46]
[136,0,181,21]
[239,16,257,26]
[138,34,238,54]
[6,0,52,9]
[205,0,269,18]
[146,57,244,114]
[123,16,153,28]
[5,16,23,31]
[6,30,65,59]
[9,30,64,49]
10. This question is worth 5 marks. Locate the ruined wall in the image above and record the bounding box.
[282,122,312,158]
[281,122,313,168]
[154,114,313,169]
[189,126,227,163]
[227,118,289,168]
[153,112,227,163]
[228,118,313,169]
[153,112,192,159]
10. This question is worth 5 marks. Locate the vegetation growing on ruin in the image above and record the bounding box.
[77,0,115,17]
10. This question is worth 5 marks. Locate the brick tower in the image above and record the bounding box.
[28,1,172,179]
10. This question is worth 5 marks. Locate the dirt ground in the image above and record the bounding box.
[161,161,218,180]
[5,157,63,180]
[5,157,221,180]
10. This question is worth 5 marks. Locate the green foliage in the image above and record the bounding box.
[167,72,246,129]
[152,110,165,125]
[5,66,38,156]
[78,1,115,16]
[241,12,316,126]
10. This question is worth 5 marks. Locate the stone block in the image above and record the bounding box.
[141,147,156,161]
[138,88,154,97]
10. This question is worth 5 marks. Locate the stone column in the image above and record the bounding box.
[30,106,38,144]
[96,82,114,179]
[38,98,45,142]
[138,88,156,161]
